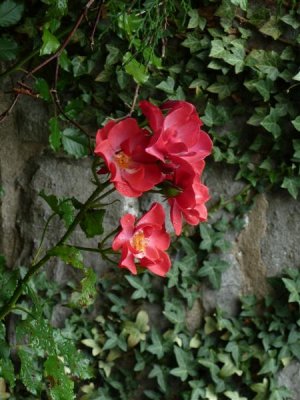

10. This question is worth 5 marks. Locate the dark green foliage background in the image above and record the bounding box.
[1,0,300,399]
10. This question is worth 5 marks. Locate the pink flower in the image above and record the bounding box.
[140,100,212,174]
[112,203,171,276]
[94,118,163,197]
[166,161,210,235]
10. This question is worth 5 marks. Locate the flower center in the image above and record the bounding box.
[131,231,147,253]
[115,151,131,169]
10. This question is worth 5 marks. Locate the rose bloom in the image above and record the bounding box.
[94,118,163,197]
[166,160,210,235]
[112,203,171,276]
[140,100,212,174]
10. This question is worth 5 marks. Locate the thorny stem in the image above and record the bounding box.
[0,183,105,321]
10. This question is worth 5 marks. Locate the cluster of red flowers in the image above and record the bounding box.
[94,100,212,276]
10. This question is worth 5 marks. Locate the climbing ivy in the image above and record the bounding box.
[1,0,300,399]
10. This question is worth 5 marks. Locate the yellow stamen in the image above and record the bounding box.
[131,231,147,253]
[115,151,131,169]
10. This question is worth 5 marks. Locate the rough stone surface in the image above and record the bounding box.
[278,361,300,400]
[262,191,300,275]
[0,82,46,266]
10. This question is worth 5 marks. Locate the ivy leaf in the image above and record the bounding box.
[123,52,149,84]
[210,39,226,59]
[171,346,197,381]
[259,16,282,40]
[50,245,84,269]
[0,0,24,27]
[148,365,167,392]
[105,44,121,66]
[0,36,18,61]
[198,257,229,289]
[147,328,164,359]
[292,71,300,81]
[44,355,74,400]
[156,77,175,94]
[126,275,148,299]
[61,128,89,159]
[261,110,281,138]
[80,209,105,238]
[291,116,300,131]
[224,391,248,400]
[40,28,60,55]
[281,177,300,199]
[250,378,269,400]
[281,14,300,29]
[229,0,248,11]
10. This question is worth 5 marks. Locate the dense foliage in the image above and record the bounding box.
[1,0,300,398]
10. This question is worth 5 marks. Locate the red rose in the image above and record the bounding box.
[140,100,212,174]
[112,203,171,276]
[94,118,163,197]
[167,161,210,235]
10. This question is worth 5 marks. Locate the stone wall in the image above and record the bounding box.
[1,85,300,398]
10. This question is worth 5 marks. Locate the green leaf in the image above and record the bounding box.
[156,77,175,94]
[148,365,167,392]
[44,355,74,400]
[18,348,42,395]
[0,358,15,389]
[218,353,242,377]
[71,267,97,308]
[80,209,105,238]
[229,0,248,11]
[198,257,229,289]
[210,39,226,59]
[261,110,281,138]
[61,128,89,158]
[57,337,93,379]
[259,16,282,40]
[0,0,24,27]
[292,116,300,131]
[170,346,196,381]
[224,391,247,400]
[49,117,62,151]
[123,52,149,84]
[40,28,60,55]
[126,275,147,299]
[34,78,51,101]
[0,257,18,306]
[281,14,300,29]
[223,42,245,73]
[39,191,75,227]
[0,36,18,61]
[147,329,164,359]
[105,44,121,65]
[292,71,300,81]
[281,177,300,199]
[50,245,84,269]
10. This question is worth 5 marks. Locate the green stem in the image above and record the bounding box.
[66,244,101,254]
[32,212,56,265]
[0,184,104,321]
